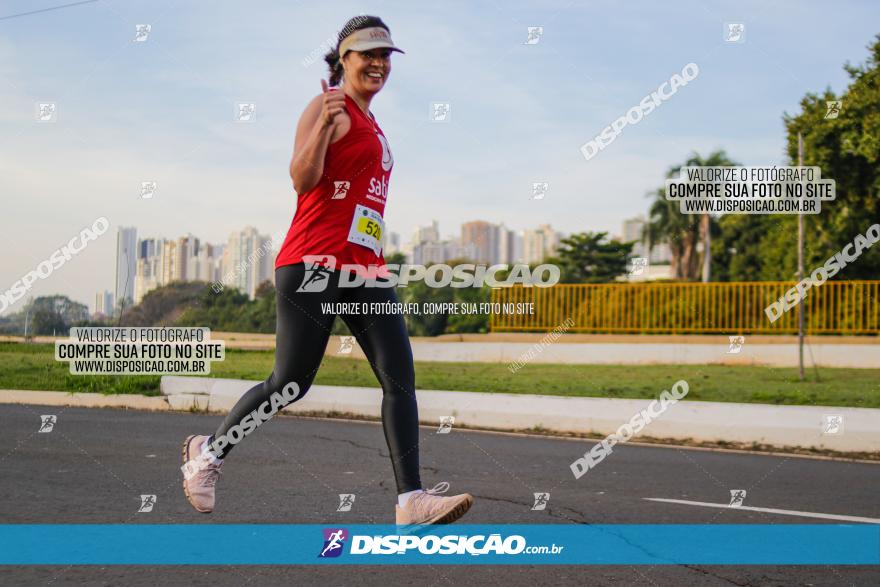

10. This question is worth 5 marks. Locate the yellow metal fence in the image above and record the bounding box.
[489,281,880,334]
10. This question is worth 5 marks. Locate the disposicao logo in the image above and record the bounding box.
[318,528,348,558]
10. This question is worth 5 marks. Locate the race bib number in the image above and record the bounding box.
[347,204,384,256]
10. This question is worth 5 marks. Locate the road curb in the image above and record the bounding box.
[0,389,169,411]
[159,376,880,454]
[5,383,878,455]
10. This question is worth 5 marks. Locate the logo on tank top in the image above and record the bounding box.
[377,132,393,172]
[332,181,350,200]
[366,175,388,203]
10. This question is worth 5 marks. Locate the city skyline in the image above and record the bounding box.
[100,216,664,315]
[115,219,570,315]
[0,212,678,316]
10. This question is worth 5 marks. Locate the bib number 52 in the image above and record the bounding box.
[347,204,385,256]
[363,219,382,239]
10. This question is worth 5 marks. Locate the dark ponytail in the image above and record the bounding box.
[323,15,391,87]
[324,48,344,87]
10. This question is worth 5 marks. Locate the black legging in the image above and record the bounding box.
[209,263,421,494]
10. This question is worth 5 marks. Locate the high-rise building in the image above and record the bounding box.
[133,234,227,303]
[192,242,218,282]
[212,244,225,283]
[414,241,447,265]
[402,220,555,266]
[225,227,274,299]
[383,231,401,256]
[443,238,473,263]
[496,224,517,265]
[621,215,672,264]
[180,234,200,281]
[522,224,560,264]
[94,290,114,316]
[461,221,498,265]
[115,227,137,314]
[459,221,520,265]
[412,221,440,247]
[160,239,181,284]
[406,221,482,265]
[622,216,646,254]
[511,232,524,264]
[174,235,217,283]
[135,237,166,304]
[410,221,441,265]
[157,234,200,283]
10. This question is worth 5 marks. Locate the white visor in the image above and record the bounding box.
[339,27,405,58]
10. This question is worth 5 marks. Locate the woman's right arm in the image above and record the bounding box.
[290,80,347,194]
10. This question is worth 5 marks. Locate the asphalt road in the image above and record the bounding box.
[1,403,878,586]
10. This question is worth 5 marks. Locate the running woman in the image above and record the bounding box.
[181,15,474,525]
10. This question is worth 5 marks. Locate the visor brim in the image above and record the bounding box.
[344,41,405,55]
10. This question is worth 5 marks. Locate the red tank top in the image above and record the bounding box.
[275,93,393,273]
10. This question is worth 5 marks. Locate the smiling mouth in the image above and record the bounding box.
[366,72,384,80]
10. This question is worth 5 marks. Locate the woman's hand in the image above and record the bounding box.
[290,81,347,193]
[320,79,346,127]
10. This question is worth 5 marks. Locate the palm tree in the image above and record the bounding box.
[645,150,740,280]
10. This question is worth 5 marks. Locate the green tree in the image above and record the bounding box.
[174,282,260,332]
[779,33,880,279]
[237,280,277,333]
[395,255,496,336]
[446,284,492,334]
[0,296,34,335]
[646,150,740,280]
[27,295,88,335]
[399,279,453,336]
[711,34,880,282]
[385,251,407,266]
[711,216,785,281]
[123,281,208,326]
[546,232,633,283]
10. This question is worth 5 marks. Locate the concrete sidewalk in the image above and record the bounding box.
[158,376,880,454]
[2,381,878,455]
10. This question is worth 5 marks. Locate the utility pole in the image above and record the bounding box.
[701,214,711,282]
[797,132,805,381]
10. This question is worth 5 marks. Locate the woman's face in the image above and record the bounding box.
[343,48,392,95]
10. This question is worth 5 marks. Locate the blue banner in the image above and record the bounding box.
[1,524,877,565]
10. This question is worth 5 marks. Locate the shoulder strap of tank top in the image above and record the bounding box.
[343,94,371,130]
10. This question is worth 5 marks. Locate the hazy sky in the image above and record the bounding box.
[1,0,878,313]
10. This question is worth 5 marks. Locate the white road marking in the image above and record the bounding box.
[645,498,880,524]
